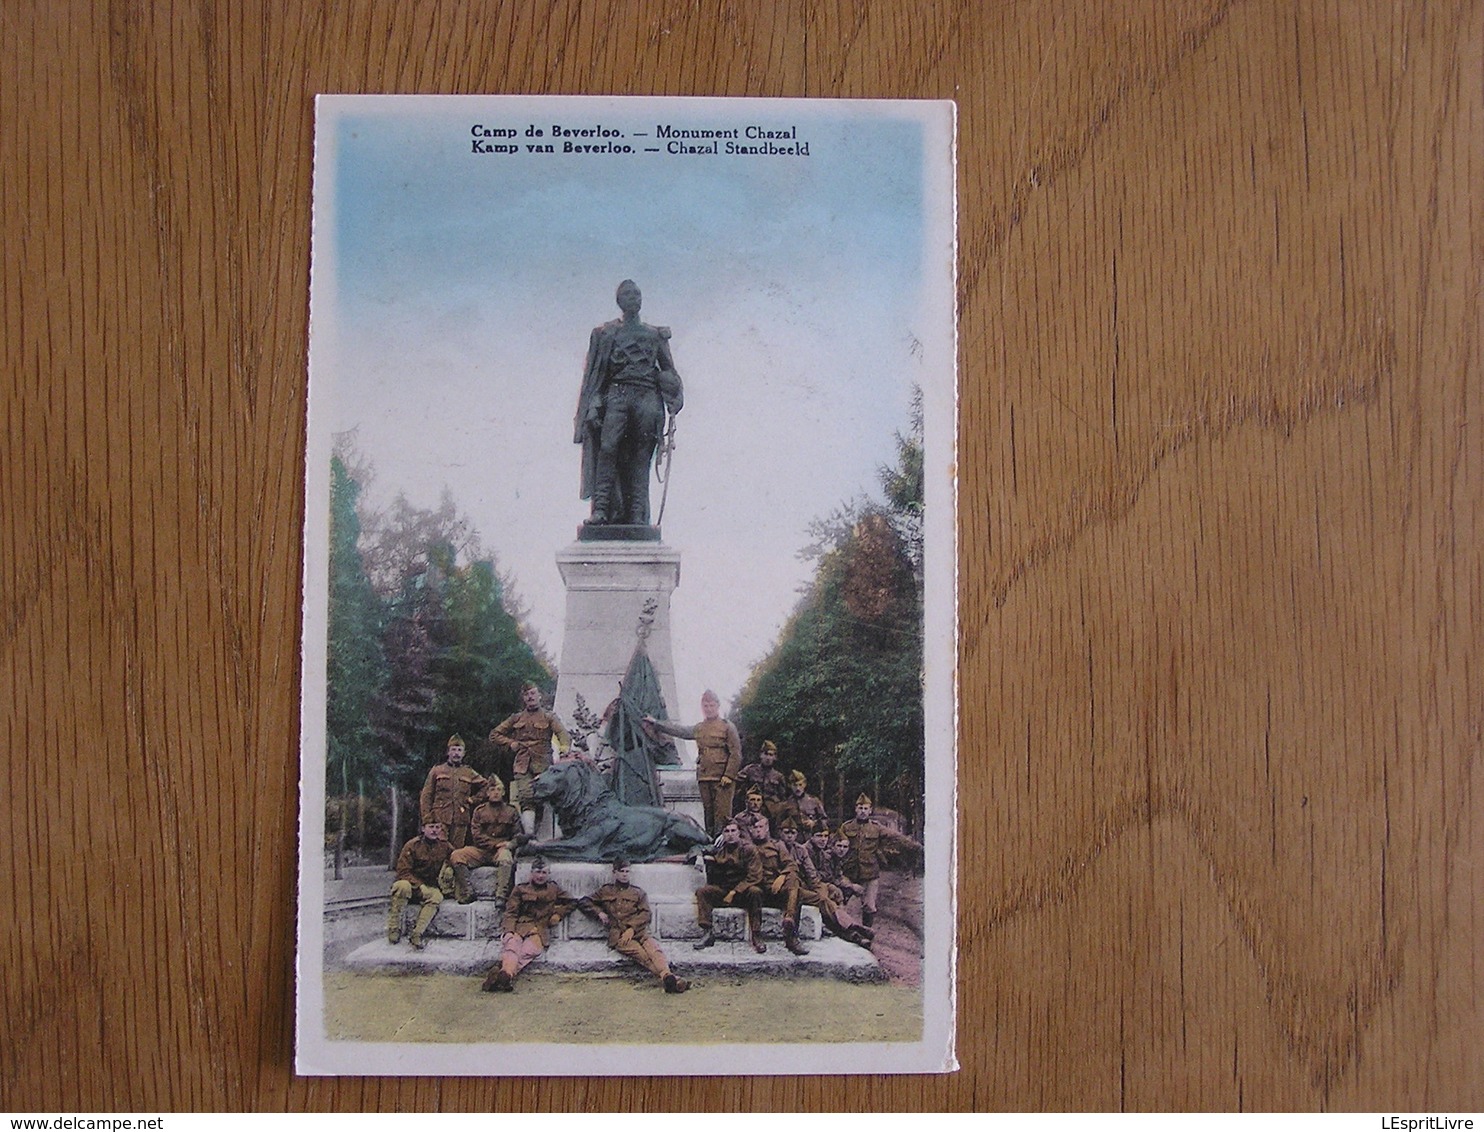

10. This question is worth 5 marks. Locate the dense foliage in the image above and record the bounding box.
[733,392,926,833]
[324,445,551,861]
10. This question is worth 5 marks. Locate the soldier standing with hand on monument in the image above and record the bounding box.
[644,689,741,836]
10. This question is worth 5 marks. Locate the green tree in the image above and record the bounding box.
[735,392,925,831]
[325,453,390,874]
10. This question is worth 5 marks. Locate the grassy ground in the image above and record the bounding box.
[322,872,926,1045]
[323,969,923,1044]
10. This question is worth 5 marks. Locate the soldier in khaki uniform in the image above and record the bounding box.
[733,740,787,820]
[751,815,809,956]
[488,683,571,834]
[580,859,690,993]
[778,818,871,947]
[419,735,488,856]
[481,856,576,992]
[774,769,829,836]
[694,819,766,953]
[388,822,452,950]
[448,778,522,907]
[734,786,771,844]
[644,690,741,835]
[839,793,921,927]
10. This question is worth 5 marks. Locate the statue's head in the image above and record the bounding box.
[616,279,642,315]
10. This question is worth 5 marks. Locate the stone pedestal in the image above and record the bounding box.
[553,541,683,737]
[552,540,704,829]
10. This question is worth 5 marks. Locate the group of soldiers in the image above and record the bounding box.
[385,685,920,990]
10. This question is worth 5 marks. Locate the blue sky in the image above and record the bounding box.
[313,95,946,715]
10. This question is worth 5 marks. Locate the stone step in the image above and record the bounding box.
[398,896,823,942]
[345,934,883,982]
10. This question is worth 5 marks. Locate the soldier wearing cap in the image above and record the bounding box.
[694,818,766,953]
[778,817,871,947]
[419,735,487,859]
[751,815,810,955]
[773,769,829,835]
[734,786,771,844]
[488,683,572,835]
[388,821,451,950]
[733,740,787,819]
[580,858,690,993]
[448,778,522,907]
[481,856,575,992]
[839,793,921,927]
[644,690,741,835]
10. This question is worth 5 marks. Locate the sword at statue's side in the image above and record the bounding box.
[654,413,677,527]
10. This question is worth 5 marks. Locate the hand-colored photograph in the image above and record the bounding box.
[297,94,957,1076]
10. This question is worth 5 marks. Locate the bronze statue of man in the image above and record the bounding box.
[574,280,683,527]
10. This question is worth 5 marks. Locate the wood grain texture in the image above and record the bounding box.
[2,0,1478,1112]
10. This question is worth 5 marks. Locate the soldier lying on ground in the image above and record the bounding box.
[579,858,690,994]
[388,821,451,950]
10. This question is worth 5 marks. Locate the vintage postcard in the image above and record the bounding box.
[297,94,957,1076]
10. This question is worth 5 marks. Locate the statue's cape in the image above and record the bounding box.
[606,642,681,807]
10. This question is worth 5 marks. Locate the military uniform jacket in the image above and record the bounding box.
[581,882,655,942]
[734,808,771,843]
[650,717,740,782]
[468,800,521,852]
[502,880,576,945]
[420,762,488,830]
[783,840,823,887]
[815,850,857,891]
[775,792,829,833]
[752,838,799,885]
[840,817,915,881]
[395,836,452,888]
[735,763,788,807]
[704,842,763,895]
[490,708,571,775]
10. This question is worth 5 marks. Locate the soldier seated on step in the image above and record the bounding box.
[694,819,765,953]
[579,858,689,994]
[481,856,575,993]
[778,818,871,948]
[388,821,452,951]
[750,815,810,956]
[448,778,523,906]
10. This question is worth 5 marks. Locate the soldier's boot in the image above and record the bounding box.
[387,890,408,944]
[663,973,690,994]
[846,926,873,948]
[410,901,438,950]
[748,910,766,953]
[855,922,876,942]
[481,966,513,993]
[862,908,875,928]
[693,930,716,950]
[438,863,456,899]
[783,919,810,956]
[494,859,514,909]
[452,864,474,905]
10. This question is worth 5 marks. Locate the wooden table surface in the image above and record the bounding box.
[4,0,1479,1112]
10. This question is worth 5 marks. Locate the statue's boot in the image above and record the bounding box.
[387,890,406,944]
[452,864,474,905]
[410,900,438,950]
[783,919,810,956]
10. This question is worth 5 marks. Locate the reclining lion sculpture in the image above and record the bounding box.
[528,759,710,862]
